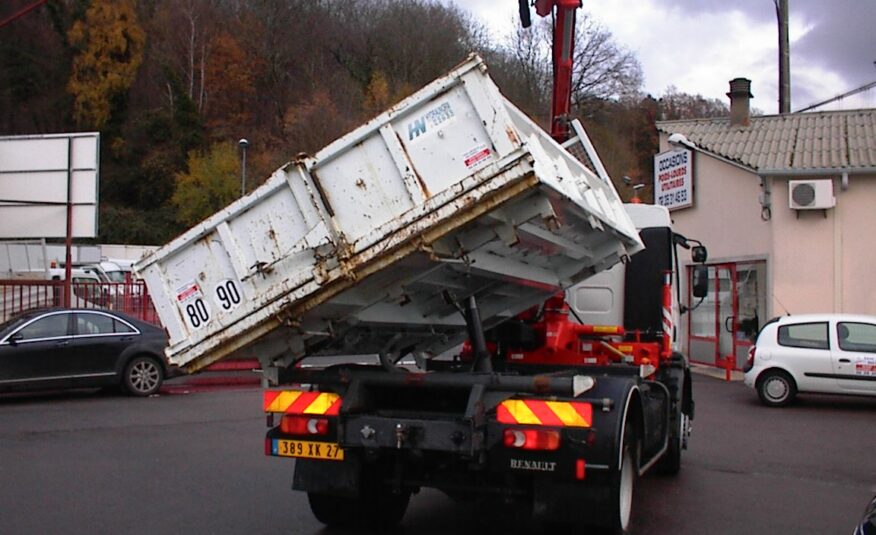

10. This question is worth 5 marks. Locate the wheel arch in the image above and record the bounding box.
[754,365,799,389]
[116,346,168,376]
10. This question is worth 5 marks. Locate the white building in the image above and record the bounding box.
[656,79,876,369]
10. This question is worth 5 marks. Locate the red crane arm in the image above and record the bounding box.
[533,0,582,142]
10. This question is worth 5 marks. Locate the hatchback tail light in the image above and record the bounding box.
[744,346,756,372]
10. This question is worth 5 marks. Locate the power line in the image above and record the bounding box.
[795,79,876,113]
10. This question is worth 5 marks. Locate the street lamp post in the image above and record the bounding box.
[238,138,248,197]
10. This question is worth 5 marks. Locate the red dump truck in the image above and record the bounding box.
[137,54,707,532]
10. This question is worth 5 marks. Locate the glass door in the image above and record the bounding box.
[688,261,766,369]
[716,265,736,368]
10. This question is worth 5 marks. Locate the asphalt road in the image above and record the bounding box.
[0,374,873,534]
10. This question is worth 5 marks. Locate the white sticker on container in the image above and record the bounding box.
[213,279,243,313]
[176,280,211,331]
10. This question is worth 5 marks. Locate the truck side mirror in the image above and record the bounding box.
[691,245,707,264]
[692,265,709,298]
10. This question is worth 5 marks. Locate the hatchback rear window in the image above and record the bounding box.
[777,322,829,350]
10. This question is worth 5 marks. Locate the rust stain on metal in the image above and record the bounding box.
[282,172,539,322]
[267,228,279,251]
[394,130,431,199]
[309,170,335,217]
[506,126,520,147]
[532,375,551,394]
[544,215,560,232]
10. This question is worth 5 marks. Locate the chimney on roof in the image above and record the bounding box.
[727,78,753,127]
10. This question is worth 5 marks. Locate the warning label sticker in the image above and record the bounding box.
[175,281,202,303]
[463,144,492,170]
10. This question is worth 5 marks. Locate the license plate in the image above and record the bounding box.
[273,439,345,461]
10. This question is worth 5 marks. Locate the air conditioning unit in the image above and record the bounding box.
[789,180,835,210]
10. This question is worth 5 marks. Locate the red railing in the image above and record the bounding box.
[0,279,159,325]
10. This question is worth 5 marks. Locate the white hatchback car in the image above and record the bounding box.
[744,314,876,407]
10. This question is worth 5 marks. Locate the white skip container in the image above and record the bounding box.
[136,54,642,376]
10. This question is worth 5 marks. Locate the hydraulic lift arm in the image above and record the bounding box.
[520,0,582,142]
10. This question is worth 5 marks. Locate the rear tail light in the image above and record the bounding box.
[280,415,329,436]
[503,428,561,450]
[745,346,756,372]
[575,459,586,480]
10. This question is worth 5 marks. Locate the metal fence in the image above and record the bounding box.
[0,279,159,325]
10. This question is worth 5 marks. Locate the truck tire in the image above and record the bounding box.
[307,493,359,528]
[308,487,410,529]
[756,369,797,407]
[122,356,163,396]
[657,382,688,475]
[657,410,686,475]
[607,427,638,534]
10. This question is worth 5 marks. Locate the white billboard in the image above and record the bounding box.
[0,132,99,238]
[654,148,693,210]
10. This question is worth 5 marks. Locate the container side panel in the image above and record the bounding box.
[314,133,412,241]
[389,83,499,198]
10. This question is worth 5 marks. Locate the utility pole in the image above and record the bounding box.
[776,0,791,114]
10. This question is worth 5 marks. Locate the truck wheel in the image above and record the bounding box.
[307,493,359,528]
[658,388,690,476]
[607,428,638,534]
[657,411,684,475]
[756,370,797,407]
[308,488,410,528]
[366,489,410,528]
[122,356,163,396]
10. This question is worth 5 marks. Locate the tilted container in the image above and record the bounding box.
[136,54,642,374]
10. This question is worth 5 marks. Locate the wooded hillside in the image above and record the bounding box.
[0,0,727,245]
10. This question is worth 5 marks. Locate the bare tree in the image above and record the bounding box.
[569,15,643,109]
[502,13,643,118]
[658,86,729,120]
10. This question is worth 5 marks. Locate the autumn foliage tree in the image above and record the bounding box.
[2,0,728,244]
[67,0,144,129]
[202,31,259,139]
[172,142,239,227]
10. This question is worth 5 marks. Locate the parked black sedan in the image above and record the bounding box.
[0,308,171,396]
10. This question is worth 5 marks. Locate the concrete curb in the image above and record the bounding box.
[164,359,262,390]
[690,362,744,382]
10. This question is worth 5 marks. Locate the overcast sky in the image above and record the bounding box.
[447,0,876,114]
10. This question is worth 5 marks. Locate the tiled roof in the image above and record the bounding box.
[656,108,876,172]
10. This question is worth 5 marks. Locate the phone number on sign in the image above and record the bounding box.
[658,189,689,206]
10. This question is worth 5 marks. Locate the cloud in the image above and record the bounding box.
[792,0,876,87]
[447,0,875,113]
[647,0,876,95]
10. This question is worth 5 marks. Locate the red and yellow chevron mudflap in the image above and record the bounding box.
[496,399,592,427]
[263,390,341,415]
